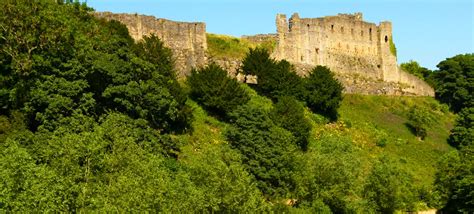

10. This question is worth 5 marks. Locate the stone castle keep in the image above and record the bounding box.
[94,12,434,96]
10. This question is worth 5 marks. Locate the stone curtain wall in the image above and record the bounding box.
[273,13,434,96]
[94,12,207,78]
[94,12,433,96]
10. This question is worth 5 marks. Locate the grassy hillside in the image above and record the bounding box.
[180,86,455,191]
[335,95,454,186]
[206,33,275,60]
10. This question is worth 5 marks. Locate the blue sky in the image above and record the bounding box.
[88,0,473,69]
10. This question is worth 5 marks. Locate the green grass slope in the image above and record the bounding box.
[206,34,275,60]
[181,86,455,191]
[335,95,454,186]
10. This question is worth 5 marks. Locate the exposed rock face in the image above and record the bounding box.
[272,13,434,96]
[94,12,207,78]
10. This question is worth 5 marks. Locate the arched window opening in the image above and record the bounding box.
[331,24,334,32]
[340,26,344,33]
[315,48,320,54]
[384,35,388,43]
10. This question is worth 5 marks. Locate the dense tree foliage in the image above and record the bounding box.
[302,66,344,121]
[0,0,466,212]
[241,48,304,101]
[0,0,190,132]
[270,96,311,150]
[448,107,474,149]
[433,144,474,213]
[226,104,298,198]
[430,54,473,113]
[188,63,250,118]
[295,134,363,213]
[364,157,417,213]
[241,49,343,121]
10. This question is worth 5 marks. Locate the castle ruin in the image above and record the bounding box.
[272,13,434,96]
[94,12,207,78]
[94,12,434,96]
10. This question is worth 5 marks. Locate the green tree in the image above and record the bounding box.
[431,54,474,113]
[241,48,304,101]
[302,66,344,121]
[364,156,417,213]
[433,144,474,213]
[0,0,191,132]
[188,63,250,118]
[241,47,276,76]
[295,134,363,213]
[448,107,474,149]
[226,104,298,198]
[270,96,311,150]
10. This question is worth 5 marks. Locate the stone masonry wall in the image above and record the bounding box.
[95,12,433,96]
[94,12,207,78]
[272,13,434,96]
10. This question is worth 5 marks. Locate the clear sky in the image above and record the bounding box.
[87,0,473,70]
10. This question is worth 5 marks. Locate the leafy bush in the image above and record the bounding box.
[407,106,433,140]
[270,96,311,150]
[302,66,344,121]
[188,63,250,118]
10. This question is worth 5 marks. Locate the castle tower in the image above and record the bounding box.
[378,21,399,82]
[275,14,288,59]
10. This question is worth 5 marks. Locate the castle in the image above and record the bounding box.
[94,12,434,96]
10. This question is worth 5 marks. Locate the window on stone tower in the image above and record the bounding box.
[385,35,388,43]
[361,30,364,37]
[315,48,320,54]
[341,27,344,33]
[331,25,334,32]
[369,28,372,41]
[351,28,354,36]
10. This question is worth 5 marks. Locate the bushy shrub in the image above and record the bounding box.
[301,66,344,121]
[407,106,433,140]
[270,96,311,150]
[188,63,250,118]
